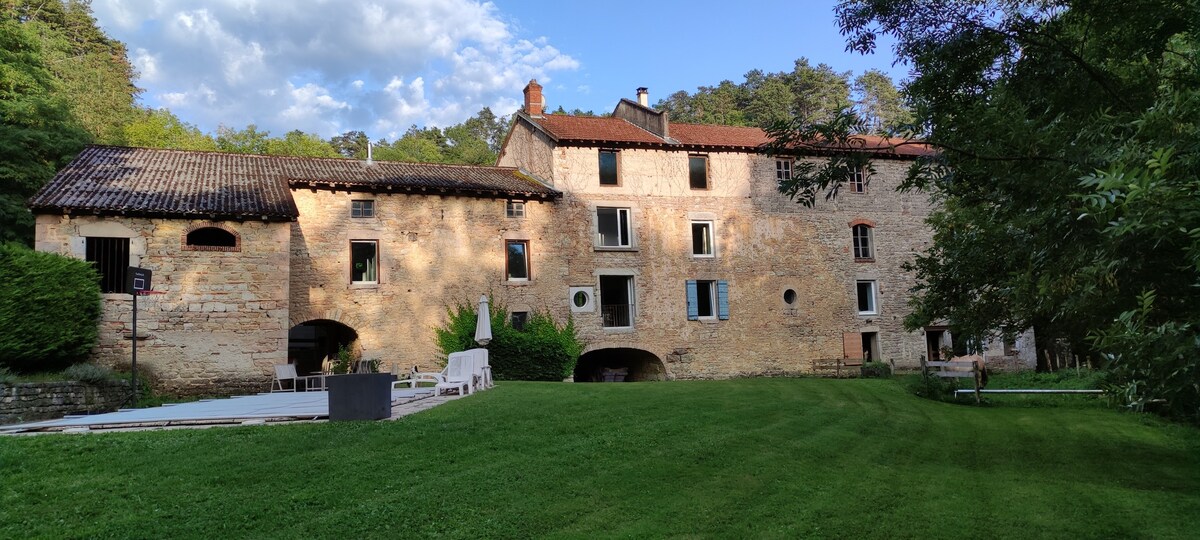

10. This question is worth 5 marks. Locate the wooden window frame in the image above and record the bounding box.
[351,199,375,218]
[505,240,531,281]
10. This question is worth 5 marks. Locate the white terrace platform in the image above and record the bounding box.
[1,388,434,434]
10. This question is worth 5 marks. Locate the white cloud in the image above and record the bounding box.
[91,0,579,138]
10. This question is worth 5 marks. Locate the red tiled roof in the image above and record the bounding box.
[529,114,935,157]
[533,115,663,144]
[670,123,771,148]
[29,146,559,220]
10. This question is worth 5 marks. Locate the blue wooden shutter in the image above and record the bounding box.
[686,280,699,320]
[717,280,730,320]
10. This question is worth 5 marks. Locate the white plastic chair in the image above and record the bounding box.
[271,364,322,392]
[432,352,476,397]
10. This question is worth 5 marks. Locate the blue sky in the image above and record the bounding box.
[91,0,905,141]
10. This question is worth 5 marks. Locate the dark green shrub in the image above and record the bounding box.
[860,361,892,378]
[0,366,14,385]
[0,244,101,372]
[62,363,114,384]
[905,373,958,401]
[435,300,583,381]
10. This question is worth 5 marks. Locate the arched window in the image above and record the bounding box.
[184,226,240,251]
[852,224,873,260]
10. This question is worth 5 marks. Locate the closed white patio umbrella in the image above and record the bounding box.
[474,295,492,346]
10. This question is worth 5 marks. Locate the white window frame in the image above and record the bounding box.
[849,167,866,193]
[691,221,715,258]
[506,200,525,218]
[596,207,632,248]
[853,224,873,260]
[856,280,877,315]
[351,240,379,284]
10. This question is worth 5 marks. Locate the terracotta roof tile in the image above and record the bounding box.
[670,123,771,148]
[531,114,935,157]
[29,146,559,220]
[532,115,663,144]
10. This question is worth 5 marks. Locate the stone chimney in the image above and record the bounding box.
[637,87,649,107]
[523,79,544,117]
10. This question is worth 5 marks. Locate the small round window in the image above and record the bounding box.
[783,289,797,305]
[573,291,590,308]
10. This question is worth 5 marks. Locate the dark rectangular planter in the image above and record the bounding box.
[326,373,394,421]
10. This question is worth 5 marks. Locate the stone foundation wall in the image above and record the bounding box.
[1,380,131,425]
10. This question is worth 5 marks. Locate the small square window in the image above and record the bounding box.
[849,168,866,193]
[351,200,375,218]
[506,200,525,218]
[351,240,378,283]
[511,311,529,331]
[599,150,619,186]
[506,240,529,281]
[691,221,714,257]
[776,159,792,181]
[689,155,709,190]
[596,207,631,248]
[856,280,877,315]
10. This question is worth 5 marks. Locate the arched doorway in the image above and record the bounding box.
[574,348,666,382]
[287,320,358,376]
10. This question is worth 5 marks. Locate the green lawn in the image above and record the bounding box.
[2,379,1198,539]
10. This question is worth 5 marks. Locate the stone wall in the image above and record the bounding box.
[34,214,292,394]
[1,380,130,425]
[288,189,565,372]
[503,119,947,378]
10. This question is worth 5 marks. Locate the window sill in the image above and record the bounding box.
[350,283,379,289]
[602,326,636,334]
[854,258,875,263]
[504,279,532,286]
[694,317,720,324]
[594,246,638,252]
[692,254,716,259]
[857,312,878,318]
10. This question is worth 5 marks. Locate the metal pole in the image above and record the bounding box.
[131,291,138,406]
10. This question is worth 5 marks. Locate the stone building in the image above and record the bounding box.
[27,81,1032,393]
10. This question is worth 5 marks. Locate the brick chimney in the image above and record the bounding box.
[523,79,544,117]
[637,87,649,107]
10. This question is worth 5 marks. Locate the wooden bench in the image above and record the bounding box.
[921,358,983,403]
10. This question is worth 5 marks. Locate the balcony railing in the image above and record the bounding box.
[601,304,633,328]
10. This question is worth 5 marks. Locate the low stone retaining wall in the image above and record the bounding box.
[1,380,131,425]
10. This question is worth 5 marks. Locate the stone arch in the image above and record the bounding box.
[848,218,877,229]
[574,347,666,382]
[182,222,241,251]
[287,319,359,376]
